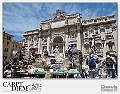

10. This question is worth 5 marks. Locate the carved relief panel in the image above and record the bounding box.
[69,32,77,42]
[42,37,47,45]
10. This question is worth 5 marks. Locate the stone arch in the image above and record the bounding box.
[52,34,64,42]
[53,36,64,53]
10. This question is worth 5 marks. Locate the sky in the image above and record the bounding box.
[2,2,118,41]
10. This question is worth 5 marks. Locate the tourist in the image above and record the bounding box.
[3,64,13,78]
[101,52,117,78]
[86,49,100,78]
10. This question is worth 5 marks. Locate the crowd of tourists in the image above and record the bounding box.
[3,43,118,79]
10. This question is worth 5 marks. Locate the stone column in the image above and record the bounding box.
[38,32,42,54]
[63,43,65,53]
[100,27,106,57]
[63,42,65,58]
[65,31,69,50]
[33,36,36,47]
[28,36,31,58]
[8,41,13,62]
[112,25,117,53]
[77,26,81,50]
[102,40,106,57]
[51,42,53,54]
[110,26,112,32]
[47,31,50,54]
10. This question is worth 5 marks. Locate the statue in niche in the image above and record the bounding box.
[71,34,74,38]
[65,18,68,25]
[77,16,80,23]
[71,33,76,38]
[70,33,76,41]
[42,37,47,45]
[53,46,60,56]
[48,22,51,29]
[40,24,42,30]
[43,47,48,58]
[53,46,62,63]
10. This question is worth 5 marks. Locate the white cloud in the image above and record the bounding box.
[3,3,42,33]
[3,3,118,41]
[91,8,101,18]
[102,8,106,11]
[13,32,24,37]
[81,8,92,20]
[67,3,81,14]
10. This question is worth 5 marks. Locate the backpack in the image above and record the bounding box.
[88,54,96,67]
[105,57,113,66]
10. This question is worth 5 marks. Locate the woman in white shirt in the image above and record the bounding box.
[4,65,13,78]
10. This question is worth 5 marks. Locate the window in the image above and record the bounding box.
[3,56,7,59]
[108,45,113,51]
[84,30,88,36]
[7,36,11,40]
[7,42,9,46]
[105,18,107,21]
[4,48,8,52]
[7,48,8,52]
[86,46,89,53]
[106,26,109,29]
[96,45,100,52]
[106,26,110,33]
[94,28,98,34]
[31,37,33,42]
[16,45,17,48]
[94,20,97,23]
[13,45,14,47]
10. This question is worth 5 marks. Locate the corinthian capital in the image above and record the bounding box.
[48,31,51,36]
[38,32,41,38]
[77,25,80,30]
[28,36,31,40]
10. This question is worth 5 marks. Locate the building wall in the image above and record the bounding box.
[3,32,13,62]
[3,31,23,63]
[23,10,117,64]
[23,10,83,58]
[10,40,23,62]
[82,15,117,62]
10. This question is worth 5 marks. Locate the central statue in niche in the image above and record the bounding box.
[53,46,63,63]
[53,46,60,56]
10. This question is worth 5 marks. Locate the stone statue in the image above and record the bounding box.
[53,46,60,56]
[77,17,80,23]
[65,18,68,25]
[53,10,65,20]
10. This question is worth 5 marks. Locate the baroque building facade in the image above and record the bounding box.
[23,10,117,62]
